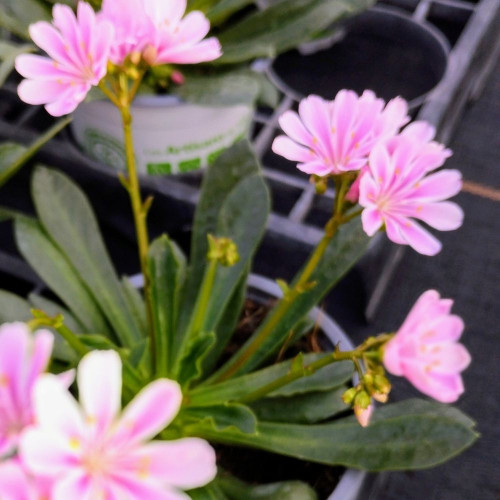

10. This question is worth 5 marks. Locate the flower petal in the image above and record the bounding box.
[361,207,383,236]
[393,217,442,256]
[78,350,122,434]
[279,110,313,148]
[124,438,217,489]
[272,135,313,163]
[414,201,464,231]
[113,379,182,446]
[52,470,94,500]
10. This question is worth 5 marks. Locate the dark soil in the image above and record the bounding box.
[215,299,345,499]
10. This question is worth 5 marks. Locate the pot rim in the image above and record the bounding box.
[266,4,451,111]
[128,272,367,500]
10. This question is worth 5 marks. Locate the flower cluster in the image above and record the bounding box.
[0,323,216,499]
[15,0,222,116]
[273,91,463,256]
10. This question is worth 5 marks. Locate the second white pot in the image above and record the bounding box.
[71,95,253,176]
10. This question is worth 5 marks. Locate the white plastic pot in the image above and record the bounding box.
[71,95,253,175]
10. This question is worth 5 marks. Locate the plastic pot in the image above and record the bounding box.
[71,95,253,175]
[268,6,450,110]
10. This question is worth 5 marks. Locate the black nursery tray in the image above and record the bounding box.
[0,0,499,323]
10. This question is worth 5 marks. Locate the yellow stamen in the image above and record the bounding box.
[0,374,9,387]
[69,437,81,450]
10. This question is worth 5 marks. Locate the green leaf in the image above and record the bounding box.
[31,167,142,346]
[189,354,353,406]
[189,482,230,500]
[0,118,72,190]
[0,41,34,86]
[214,218,370,377]
[183,402,258,435]
[15,217,111,336]
[0,290,32,322]
[206,0,255,25]
[173,69,278,107]
[176,140,263,355]
[216,0,373,64]
[178,332,217,386]
[121,277,148,337]
[251,387,347,424]
[148,235,186,376]
[218,474,318,500]
[195,399,478,471]
[0,0,50,38]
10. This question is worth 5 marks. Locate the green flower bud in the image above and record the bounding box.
[354,390,371,410]
[207,235,240,267]
[342,387,357,405]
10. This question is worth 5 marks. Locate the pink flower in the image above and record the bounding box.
[384,290,471,403]
[20,350,216,500]
[359,122,463,255]
[0,322,53,458]
[15,2,114,116]
[0,459,52,500]
[272,90,409,176]
[100,0,222,66]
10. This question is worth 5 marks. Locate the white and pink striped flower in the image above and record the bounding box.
[0,322,54,458]
[20,350,216,500]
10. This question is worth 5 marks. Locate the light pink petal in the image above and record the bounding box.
[355,403,373,427]
[384,215,408,245]
[124,438,216,489]
[18,80,68,105]
[155,38,221,64]
[393,216,442,256]
[113,379,182,446]
[426,372,465,403]
[20,428,79,477]
[144,0,187,27]
[28,21,74,66]
[279,110,313,148]
[297,160,332,176]
[368,143,392,188]
[402,121,436,143]
[272,135,313,163]
[414,201,463,231]
[32,374,85,437]
[381,96,410,134]
[411,169,462,201]
[423,315,464,343]
[177,11,210,42]
[331,90,357,161]
[383,338,404,376]
[58,368,76,388]
[52,4,87,67]
[15,54,78,81]
[358,172,379,207]
[44,83,90,116]
[78,350,122,434]
[397,290,442,338]
[0,460,31,500]
[52,470,94,500]
[299,95,334,160]
[26,329,54,389]
[108,475,189,500]
[426,343,471,374]
[361,208,383,236]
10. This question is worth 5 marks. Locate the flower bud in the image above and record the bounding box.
[354,390,371,410]
[171,70,185,85]
[207,235,240,267]
[355,404,373,427]
[342,387,357,405]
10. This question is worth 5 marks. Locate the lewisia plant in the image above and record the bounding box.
[2,0,477,497]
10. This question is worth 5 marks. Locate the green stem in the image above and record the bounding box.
[240,348,361,404]
[119,100,156,370]
[0,116,72,189]
[211,175,361,383]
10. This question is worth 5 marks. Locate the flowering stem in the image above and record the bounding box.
[239,349,361,404]
[119,103,156,366]
[239,333,393,404]
[214,178,355,383]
